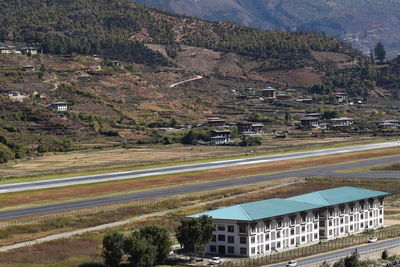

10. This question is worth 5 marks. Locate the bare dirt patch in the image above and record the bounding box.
[249,67,324,87]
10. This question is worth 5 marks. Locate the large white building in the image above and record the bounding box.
[191,187,388,257]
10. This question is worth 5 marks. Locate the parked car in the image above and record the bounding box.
[368,237,378,243]
[209,257,223,265]
[286,260,297,267]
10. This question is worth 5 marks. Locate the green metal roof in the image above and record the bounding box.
[190,187,388,221]
[287,186,388,206]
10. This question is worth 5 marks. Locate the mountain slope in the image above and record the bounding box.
[133,0,400,58]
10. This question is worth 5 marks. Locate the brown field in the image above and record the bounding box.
[0,136,381,177]
[1,146,399,210]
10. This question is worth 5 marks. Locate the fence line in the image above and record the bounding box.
[0,178,301,228]
[220,227,400,267]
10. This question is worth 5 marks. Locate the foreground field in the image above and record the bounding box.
[0,177,400,266]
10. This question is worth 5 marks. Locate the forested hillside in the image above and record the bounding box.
[0,0,399,164]
[0,0,356,69]
[133,0,400,58]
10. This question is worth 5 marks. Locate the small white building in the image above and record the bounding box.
[330,117,354,129]
[0,47,12,54]
[21,47,38,55]
[5,91,27,101]
[210,130,231,145]
[49,102,71,112]
[190,187,387,258]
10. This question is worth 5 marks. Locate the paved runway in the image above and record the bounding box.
[0,141,398,193]
[269,237,400,266]
[1,153,400,220]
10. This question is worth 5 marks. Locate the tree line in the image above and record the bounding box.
[98,215,213,267]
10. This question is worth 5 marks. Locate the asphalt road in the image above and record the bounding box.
[269,237,400,266]
[0,141,399,193]
[1,154,400,220]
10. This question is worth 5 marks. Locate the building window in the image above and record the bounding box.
[329,230,332,235]
[227,225,234,232]
[251,247,256,254]
[251,226,256,233]
[314,233,318,240]
[218,225,225,231]
[251,236,256,244]
[277,231,281,238]
[340,227,344,233]
[361,214,364,220]
[218,235,225,242]
[210,245,216,252]
[228,236,234,243]
[277,242,281,248]
[211,235,216,242]
[379,209,383,215]
[239,224,247,233]
[291,239,295,245]
[228,246,234,254]
[301,226,305,233]
[379,218,383,224]
[340,218,344,224]
[265,244,270,251]
[240,247,247,255]
[361,223,364,228]
[240,237,247,244]
[314,223,318,229]
[301,236,305,242]
[290,228,295,235]
[265,233,270,240]
[277,220,283,228]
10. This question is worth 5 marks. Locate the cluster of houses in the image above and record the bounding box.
[1,90,71,112]
[0,46,38,55]
[206,117,265,145]
[299,113,355,130]
[238,86,364,106]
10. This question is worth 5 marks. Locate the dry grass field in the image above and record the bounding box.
[0,136,381,177]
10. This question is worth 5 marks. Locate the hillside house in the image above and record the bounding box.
[330,117,354,129]
[77,74,91,81]
[23,65,35,71]
[6,91,27,101]
[21,47,38,55]
[210,130,231,145]
[207,117,226,127]
[0,47,12,54]
[49,102,71,112]
[191,187,387,258]
[262,87,277,99]
[300,117,320,129]
[238,122,265,135]
[275,94,292,102]
[306,113,322,119]
[333,92,348,103]
[378,120,400,129]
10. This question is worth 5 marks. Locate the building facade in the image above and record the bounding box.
[191,187,387,258]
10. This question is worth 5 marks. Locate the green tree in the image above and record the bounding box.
[124,232,157,267]
[176,215,213,257]
[102,231,124,267]
[374,42,386,63]
[239,136,262,146]
[140,225,171,264]
[382,249,389,260]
